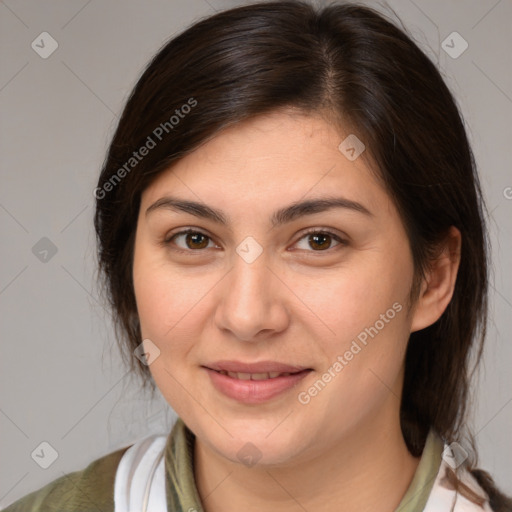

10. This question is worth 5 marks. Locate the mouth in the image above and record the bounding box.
[202,362,313,404]
[204,360,311,374]
[213,370,300,380]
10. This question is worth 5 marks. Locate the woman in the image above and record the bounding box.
[3,1,511,511]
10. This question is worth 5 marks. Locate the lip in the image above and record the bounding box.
[203,364,312,404]
[204,360,310,374]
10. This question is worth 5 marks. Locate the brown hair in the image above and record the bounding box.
[94,1,511,508]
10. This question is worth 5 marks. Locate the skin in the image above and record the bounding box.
[132,109,461,512]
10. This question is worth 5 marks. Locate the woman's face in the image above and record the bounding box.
[133,110,420,466]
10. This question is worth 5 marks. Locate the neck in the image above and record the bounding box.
[194,394,421,512]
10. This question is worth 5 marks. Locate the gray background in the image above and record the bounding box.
[0,0,511,506]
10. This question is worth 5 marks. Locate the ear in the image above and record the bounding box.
[410,226,461,333]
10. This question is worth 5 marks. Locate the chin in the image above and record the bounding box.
[198,418,311,468]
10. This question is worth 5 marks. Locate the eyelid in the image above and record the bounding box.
[295,226,348,242]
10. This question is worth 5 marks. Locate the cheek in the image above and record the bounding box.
[295,275,410,440]
[132,247,208,416]
[291,246,413,408]
[292,254,413,350]
[132,238,223,368]
[133,262,202,351]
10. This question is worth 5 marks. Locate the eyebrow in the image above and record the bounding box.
[145,195,373,228]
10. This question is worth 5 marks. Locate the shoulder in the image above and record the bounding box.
[1,444,130,512]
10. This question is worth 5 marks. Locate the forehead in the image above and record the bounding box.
[140,111,388,218]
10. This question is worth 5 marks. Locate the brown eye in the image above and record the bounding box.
[185,232,209,249]
[167,229,214,251]
[308,232,332,250]
[294,230,346,252]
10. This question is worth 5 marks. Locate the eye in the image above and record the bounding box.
[163,227,347,254]
[165,228,217,252]
[293,229,346,252]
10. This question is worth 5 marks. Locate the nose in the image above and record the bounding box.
[214,249,289,342]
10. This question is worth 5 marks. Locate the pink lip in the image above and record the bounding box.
[204,367,312,404]
[205,360,310,373]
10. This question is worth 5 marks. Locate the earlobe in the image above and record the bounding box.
[410,227,462,333]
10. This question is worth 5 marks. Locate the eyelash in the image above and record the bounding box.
[162,227,348,255]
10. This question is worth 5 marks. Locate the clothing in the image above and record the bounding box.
[1,442,126,511]
[2,418,493,512]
